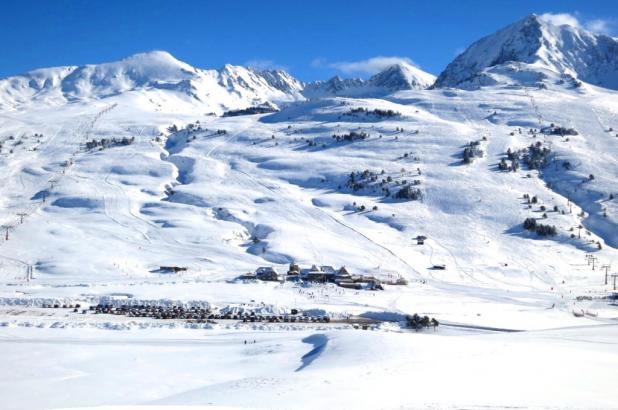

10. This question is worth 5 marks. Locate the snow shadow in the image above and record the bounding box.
[52,196,101,209]
[296,333,328,371]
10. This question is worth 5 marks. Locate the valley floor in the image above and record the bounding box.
[1,322,617,410]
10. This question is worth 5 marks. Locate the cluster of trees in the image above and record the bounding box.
[395,184,423,201]
[523,217,557,236]
[352,202,379,212]
[346,169,380,192]
[498,157,519,171]
[524,142,552,170]
[498,147,521,171]
[1,133,46,153]
[85,137,135,151]
[167,122,206,135]
[332,131,369,142]
[185,122,203,131]
[401,151,421,162]
[405,313,439,331]
[462,140,484,164]
[1,135,17,153]
[523,193,538,204]
[306,139,321,147]
[223,104,278,117]
[499,142,551,172]
[541,123,578,136]
[344,107,401,118]
[343,169,422,202]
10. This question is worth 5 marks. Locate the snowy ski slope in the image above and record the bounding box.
[0,14,617,410]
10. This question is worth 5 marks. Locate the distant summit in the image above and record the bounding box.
[368,62,435,90]
[434,14,618,90]
[0,51,304,112]
[0,52,438,111]
[302,76,365,98]
[303,62,435,98]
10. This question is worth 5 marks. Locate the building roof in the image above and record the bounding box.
[337,266,351,275]
[255,266,277,275]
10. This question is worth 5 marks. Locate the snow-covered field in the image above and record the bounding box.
[2,324,617,410]
[1,15,617,410]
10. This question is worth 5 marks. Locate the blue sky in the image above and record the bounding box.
[2,0,616,81]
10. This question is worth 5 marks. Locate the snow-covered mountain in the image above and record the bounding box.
[302,75,365,97]
[1,14,618,410]
[257,68,305,94]
[0,51,438,112]
[0,53,437,111]
[3,13,617,113]
[369,63,436,90]
[0,51,305,113]
[434,14,618,90]
[303,62,436,98]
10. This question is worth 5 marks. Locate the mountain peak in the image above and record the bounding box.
[302,63,434,98]
[434,14,618,90]
[101,50,198,80]
[368,62,436,90]
[0,51,306,110]
[121,50,184,65]
[256,69,304,94]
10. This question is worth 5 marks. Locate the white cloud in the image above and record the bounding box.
[585,19,611,35]
[310,58,328,69]
[540,12,581,28]
[316,56,418,75]
[539,12,613,35]
[245,59,286,71]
